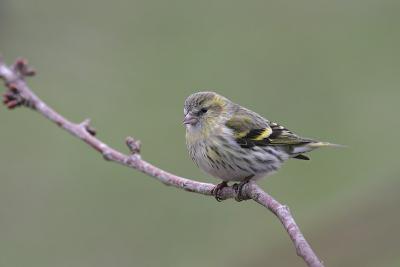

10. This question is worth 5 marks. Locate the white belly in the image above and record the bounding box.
[189,135,286,182]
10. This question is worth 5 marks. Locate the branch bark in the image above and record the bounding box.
[0,57,324,267]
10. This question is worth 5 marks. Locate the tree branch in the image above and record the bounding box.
[0,57,324,267]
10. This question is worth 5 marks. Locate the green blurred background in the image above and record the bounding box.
[1,1,399,266]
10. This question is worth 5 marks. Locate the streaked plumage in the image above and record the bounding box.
[183,91,338,199]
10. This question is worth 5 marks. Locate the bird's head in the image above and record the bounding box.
[183,91,232,131]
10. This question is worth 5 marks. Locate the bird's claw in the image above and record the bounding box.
[233,176,253,201]
[211,181,228,202]
[233,182,245,202]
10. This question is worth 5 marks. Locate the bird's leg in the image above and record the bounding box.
[211,181,228,202]
[233,175,254,202]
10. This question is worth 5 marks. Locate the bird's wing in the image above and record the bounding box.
[225,109,272,148]
[225,109,312,149]
[267,122,313,145]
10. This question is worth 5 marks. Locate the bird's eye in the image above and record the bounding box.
[200,108,208,114]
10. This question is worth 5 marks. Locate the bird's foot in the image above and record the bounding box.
[233,176,254,202]
[211,181,228,202]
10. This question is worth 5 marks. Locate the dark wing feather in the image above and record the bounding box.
[235,129,271,148]
[293,154,310,160]
[225,108,312,149]
[225,107,272,149]
[267,122,312,146]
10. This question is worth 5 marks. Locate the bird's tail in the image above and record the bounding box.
[291,141,345,155]
[307,141,345,149]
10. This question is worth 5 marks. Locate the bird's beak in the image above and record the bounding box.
[183,113,198,125]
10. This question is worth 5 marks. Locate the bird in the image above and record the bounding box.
[183,91,340,201]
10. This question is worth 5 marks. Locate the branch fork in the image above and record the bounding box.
[1,58,35,109]
[0,57,324,267]
[80,118,97,136]
[126,136,141,155]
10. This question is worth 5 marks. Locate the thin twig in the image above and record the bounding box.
[0,57,324,267]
